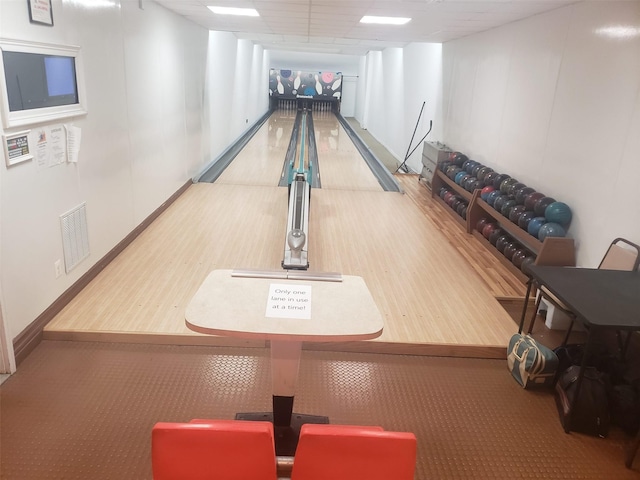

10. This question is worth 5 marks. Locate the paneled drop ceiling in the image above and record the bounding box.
[154,0,582,55]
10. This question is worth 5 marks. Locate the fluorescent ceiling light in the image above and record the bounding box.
[207,6,259,17]
[360,16,411,25]
[595,25,640,39]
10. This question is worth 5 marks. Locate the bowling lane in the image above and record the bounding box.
[312,111,383,192]
[215,110,296,186]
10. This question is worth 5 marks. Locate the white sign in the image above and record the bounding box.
[265,283,312,319]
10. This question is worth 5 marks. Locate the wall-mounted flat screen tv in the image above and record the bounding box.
[0,39,86,128]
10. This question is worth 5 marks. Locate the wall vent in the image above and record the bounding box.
[60,202,90,273]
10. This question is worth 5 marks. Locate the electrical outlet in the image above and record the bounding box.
[54,260,63,278]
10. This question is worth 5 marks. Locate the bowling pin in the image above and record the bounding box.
[294,71,301,90]
[331,77,342,91]
[315,75,322,95]
[277,75,284,95]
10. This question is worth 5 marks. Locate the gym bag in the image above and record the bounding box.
[555,365,610,437]
[507,333,558,389]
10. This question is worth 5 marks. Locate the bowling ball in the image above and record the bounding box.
[454,153,468,166]
[493,174,511,190]
[517,210,536,230]
[482,222,499,240]
[515,187,535,205]
[489,228,504,246]
[520,256,535,274]
[534,196,556,216]
[461,206,468,220]
[493,194,510,213]
[443,191,455,204]
[509,204,527,223]
[454,171,467,185]
[483,171,500,188]
[449,167,464,181]
[512,250,529,269]
[477,167,494,181]
[527,217,547,238]
[449,194,461,207]
[465,160,479,174]
[545,201,572,226]
[439,187,449,199]
[496,235,512,254]
[462,159,472,171]
[469,180,484,191]
[524,192,545,211]
[464,177,480,192]
[456,202,466,216]
[476,217,491,233]
[480,186,495,201]
[538,222,566,241]
[450,198,462,211]
[500,199,517,218]
[503,242,520,261]
[486,190,502,206]
[507,182,526,196]
[500,178,518,194]
[471,163,484,177]
[463,176,477,191]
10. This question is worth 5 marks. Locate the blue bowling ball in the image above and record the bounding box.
[545,201,572,226]
[538,222,566,241]
[455,171,467,185]
[486,190,502,207]
[527,217,547,238]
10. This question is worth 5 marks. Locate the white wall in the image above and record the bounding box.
[355,43,442,173]
[203,32,269,168]
[0,0,270,351]
[268,51,360,76]
[442,1,640,267]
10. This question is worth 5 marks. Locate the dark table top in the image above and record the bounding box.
[525,265,640,330]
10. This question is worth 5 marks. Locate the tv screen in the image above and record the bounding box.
[2,51,79,112]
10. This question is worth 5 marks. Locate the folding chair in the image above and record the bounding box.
[151,419,277,480]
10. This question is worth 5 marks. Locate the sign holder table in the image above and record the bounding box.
[185,269,384,455]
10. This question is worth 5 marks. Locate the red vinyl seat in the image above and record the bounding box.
[151,419,277,480]
[290,424,417,480]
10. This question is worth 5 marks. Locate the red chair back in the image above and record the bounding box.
[291,424,417,480]
[152,419,277,480]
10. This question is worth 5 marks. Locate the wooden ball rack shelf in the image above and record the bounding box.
[431,162,575,283]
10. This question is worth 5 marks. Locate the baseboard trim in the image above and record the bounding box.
[13,180,193,365]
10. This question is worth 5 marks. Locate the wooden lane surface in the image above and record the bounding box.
[44,111,526,358]
[306,187,517,350]
[312,112,382,192]
[45,181,520,357]
[44,183,288,347]
[215,111,295,186]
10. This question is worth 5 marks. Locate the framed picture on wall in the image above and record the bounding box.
[3,130,33,167]
[27,0,54,26]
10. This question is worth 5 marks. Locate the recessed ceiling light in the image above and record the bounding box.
[360,16,411,25]
[207,6,259,17]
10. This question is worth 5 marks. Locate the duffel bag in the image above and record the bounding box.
[507,333,558,388]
